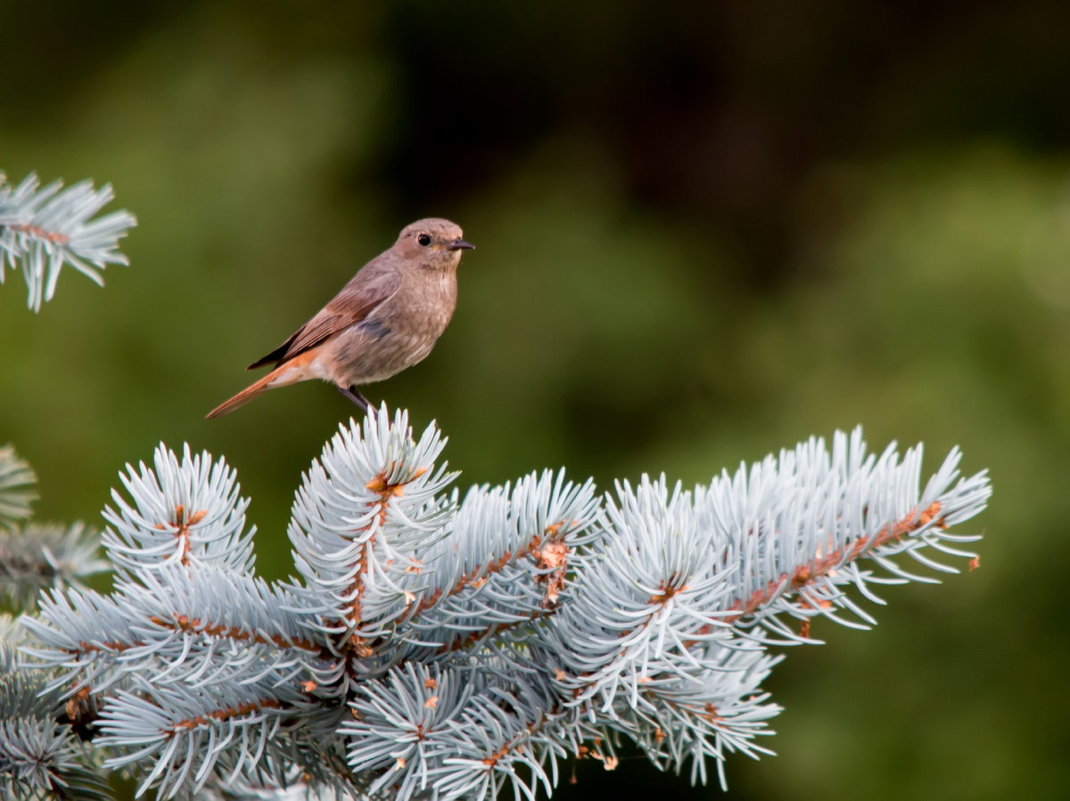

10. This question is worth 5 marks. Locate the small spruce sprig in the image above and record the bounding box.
[0,172,137,311]
[0,445,107,610]
[0,445,109,801]
[6,408,991,801]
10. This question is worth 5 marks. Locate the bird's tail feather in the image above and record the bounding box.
[206,363,302,418]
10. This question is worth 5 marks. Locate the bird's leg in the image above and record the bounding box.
[337,384,371,411]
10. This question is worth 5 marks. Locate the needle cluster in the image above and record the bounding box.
[0,172,136,312]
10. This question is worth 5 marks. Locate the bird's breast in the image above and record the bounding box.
[323,270,457,385]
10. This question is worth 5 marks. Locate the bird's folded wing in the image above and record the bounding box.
[248,266,401,369]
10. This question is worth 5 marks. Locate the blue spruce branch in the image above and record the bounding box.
[0,447,112,800]
[0,445,106,609]
[0,172,136,312]
[0,522,107,609]
[7,409,991,800]
[0,444,37,528]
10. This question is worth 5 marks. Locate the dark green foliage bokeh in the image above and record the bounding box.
[2,2,1068,798]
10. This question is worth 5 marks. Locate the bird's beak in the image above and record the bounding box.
[448,238,475,251]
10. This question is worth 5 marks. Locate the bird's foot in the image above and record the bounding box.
[338,384,371,412]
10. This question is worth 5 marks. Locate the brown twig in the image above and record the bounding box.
[7,222,69,245]
[343,466,427,656]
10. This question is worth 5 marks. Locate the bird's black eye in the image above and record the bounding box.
[417,233,432,247]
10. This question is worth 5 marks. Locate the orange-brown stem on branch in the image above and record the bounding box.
[649,574,689,606]
[413,520,574,617]
[731,501,944,621]
[569,504,947,694]
[566,574,691,690]
[670,502,949,651]
[342,466,427,654]
[8,223,69,244]
[152,505,207,567]
[65,609,331,660]
[148,614,327,657]
[167,697,284,734]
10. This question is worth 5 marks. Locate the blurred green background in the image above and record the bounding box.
[2,1,1068,799]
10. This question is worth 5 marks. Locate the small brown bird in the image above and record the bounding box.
[206,218,473,418]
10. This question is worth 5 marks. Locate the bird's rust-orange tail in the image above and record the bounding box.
[206,359,309,419]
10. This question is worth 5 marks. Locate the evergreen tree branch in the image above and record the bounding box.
[0,617,112,801]
[0,172,136,312]
[10,409,991,800]
[0,523,107,610]
[0,446,105,612]
[0,444,37,530]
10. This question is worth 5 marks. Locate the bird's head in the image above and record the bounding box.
[396,218,474,269]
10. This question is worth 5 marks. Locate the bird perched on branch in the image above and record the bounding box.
[206,218,473,418]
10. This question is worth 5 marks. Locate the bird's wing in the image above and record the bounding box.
[247,265,401,369]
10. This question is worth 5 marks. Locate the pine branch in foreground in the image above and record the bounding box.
[0,172,136,311]
[0,447,111,800]
[8,409,991,800]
